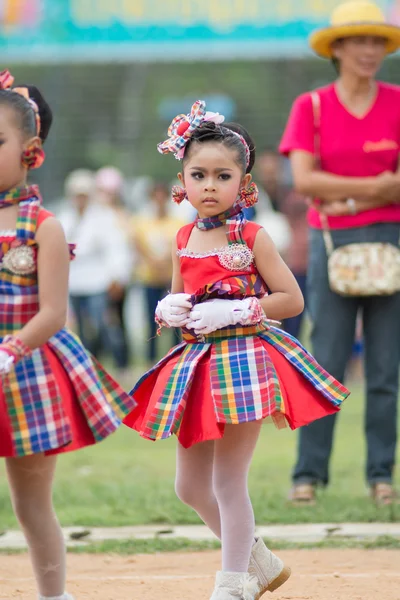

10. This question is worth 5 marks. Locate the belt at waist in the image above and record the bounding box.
[182,321,268,344]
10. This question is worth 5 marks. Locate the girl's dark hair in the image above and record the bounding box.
[0,84,53,143]
[183,121,256,174]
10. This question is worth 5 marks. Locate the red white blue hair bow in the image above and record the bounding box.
[158,100,225,160]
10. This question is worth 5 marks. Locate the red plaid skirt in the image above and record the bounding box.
[125,340,339,449]
[0,344,95,457]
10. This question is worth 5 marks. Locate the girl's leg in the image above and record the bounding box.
[213,421,262,573]
[6,454,67,598]
[175,440,221,538]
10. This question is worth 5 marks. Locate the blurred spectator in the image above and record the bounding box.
[59,169,132,371]
[279,189,309,338]
[256,149,289,212]
[95,166,133,375]
[131,181,185,364]
[253,186,292,257]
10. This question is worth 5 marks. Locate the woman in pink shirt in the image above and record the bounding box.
[280,0,400,506]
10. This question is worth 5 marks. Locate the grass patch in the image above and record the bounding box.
[2,536,400,556]
[0,385,399,528]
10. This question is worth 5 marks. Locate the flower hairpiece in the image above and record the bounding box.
[158,99,225,160]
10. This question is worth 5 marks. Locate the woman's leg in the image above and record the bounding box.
[213,421,262,573]
[363,290,400,486]
[6,454,66,598]
[293,229,359,489]
[175,440,221,538]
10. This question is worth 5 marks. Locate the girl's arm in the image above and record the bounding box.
[170,238,185,294]
[16,218,70,349]
[253,229,304,321]
[291,151,400,204]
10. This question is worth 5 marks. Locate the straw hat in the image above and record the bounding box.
[309,1,400,58]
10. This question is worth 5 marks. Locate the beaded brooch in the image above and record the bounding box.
[178,243,254,272]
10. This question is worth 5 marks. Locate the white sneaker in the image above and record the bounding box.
[210,571,259,600]
[248,538,291,598]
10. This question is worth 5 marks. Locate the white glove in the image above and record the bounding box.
[155,293,192,328]
[0,350,14,375]
[187,297,264,335]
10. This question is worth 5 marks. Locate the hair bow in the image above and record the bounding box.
[0,70,14,90]
[158,99,225,160]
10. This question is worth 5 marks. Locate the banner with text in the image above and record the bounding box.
[0,0,396,62]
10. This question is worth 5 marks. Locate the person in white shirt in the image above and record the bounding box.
[58,169,132,367]
[95,166,133,374]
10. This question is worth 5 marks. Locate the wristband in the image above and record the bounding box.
[1,335,32,362]
[240,297,265,326]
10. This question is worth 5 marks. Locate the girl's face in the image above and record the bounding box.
[179,142,251,218]
[0,105,38,192]
[333,36,386,79]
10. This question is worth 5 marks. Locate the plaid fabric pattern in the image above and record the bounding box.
[0,281,39,333]
[191,274,268,305]
[48,329,137,440]
[3,350,72,456]
[210,336,284,424]
[195,204,243,231]
[182,322,265,343]
[157,100,208,158]
[136,320,349,442]
[226,209,246,244]
[16,194,41,241]
[259,326,348,406]
[0,193,136,457]
[0,185,36,208]
[140,342,210,441]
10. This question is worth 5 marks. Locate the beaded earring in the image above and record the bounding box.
[21,144,45,170]
[171,185,188,204]
[239,183,259,208]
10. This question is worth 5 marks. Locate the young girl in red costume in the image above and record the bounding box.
[0,70,136,600]
[124,100,350,600]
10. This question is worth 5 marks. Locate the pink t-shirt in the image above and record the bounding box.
[279,82,400,229]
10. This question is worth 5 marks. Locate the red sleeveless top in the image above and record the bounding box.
[176,221,263,295]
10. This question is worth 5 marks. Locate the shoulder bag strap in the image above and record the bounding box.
[310,91,335,256]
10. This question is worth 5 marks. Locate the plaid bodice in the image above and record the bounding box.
[0,194,75,337]
[0,195,42,337]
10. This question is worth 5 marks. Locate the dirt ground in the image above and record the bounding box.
[1,549,400,599]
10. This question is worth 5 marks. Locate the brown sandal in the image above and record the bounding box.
[371,483,398,506]
[288,483,316,506]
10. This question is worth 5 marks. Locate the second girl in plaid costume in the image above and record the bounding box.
[124,100,350,600]
[0,70,136,600]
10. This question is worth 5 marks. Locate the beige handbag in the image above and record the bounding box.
[311,92,400,297]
